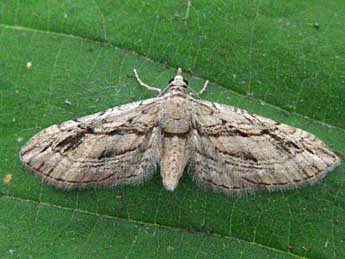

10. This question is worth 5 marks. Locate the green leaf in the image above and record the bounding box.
[1,196,295,259]
[0,1,344,259]
[0,0,344,128]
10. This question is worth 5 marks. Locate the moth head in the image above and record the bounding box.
[168,68,189,88]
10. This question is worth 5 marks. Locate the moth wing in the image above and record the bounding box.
[20,97,163,190]
[190,99,340,195]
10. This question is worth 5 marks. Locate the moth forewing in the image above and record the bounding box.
[20,68,340,195]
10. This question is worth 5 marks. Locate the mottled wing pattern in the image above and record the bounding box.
[20,97,163,189]
[190,99,340,195]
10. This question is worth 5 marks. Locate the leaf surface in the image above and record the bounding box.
[0,2,345,259]
[1,0,344,127]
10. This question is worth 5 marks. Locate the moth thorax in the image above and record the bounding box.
[161,98,190,133]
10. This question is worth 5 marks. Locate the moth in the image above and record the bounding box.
[20,68,340,195]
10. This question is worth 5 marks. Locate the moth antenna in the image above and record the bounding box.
[198,80,209,95]
[133,69,162,94]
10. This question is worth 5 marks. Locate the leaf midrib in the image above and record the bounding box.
[1,22,344,132]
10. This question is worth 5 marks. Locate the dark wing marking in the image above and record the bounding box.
[20,97,163,190]
[190,99,340,195]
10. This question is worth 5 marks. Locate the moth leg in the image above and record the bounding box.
[133,69,162,94]
[198,80,209,95]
